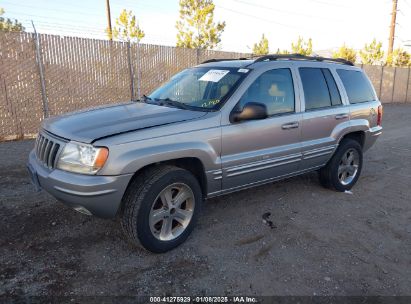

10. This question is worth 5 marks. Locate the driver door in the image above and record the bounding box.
[221,67,302,191]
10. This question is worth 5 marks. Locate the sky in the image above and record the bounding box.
[1,0,411,54]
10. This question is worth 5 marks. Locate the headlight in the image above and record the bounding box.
[57,142,109,174]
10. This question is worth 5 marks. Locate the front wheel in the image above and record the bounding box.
[121,166,202,253]
[319,139,363,192]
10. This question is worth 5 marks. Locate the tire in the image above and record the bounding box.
[120,165,202,253]
[319,139,363,192]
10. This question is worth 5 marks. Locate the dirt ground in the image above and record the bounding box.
[0,104,410,297]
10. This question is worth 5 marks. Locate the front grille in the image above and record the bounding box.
[35,132,62,169]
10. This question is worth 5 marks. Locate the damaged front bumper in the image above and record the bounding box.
[27,150,132,218]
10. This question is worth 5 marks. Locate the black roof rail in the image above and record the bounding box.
[201,57,250,64]
[253,53,354,66]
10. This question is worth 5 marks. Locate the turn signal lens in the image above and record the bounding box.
[95,147,109,168]
[377,105,383,126]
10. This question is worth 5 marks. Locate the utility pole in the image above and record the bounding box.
[388,0,398,56]
[106,0,113,40]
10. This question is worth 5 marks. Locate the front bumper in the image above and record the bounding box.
[28,150,133,218]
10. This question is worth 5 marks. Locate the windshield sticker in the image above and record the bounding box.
[199,70,230,82]
[201,99,220,108]
[238,68,249,73]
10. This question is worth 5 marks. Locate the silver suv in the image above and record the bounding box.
[27,54,383,252]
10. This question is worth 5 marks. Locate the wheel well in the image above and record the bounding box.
[340,131,365,148]
[131,158,207,197]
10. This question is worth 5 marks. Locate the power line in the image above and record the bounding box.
[109,0,170,11]
[19,19,106,32]
[0,1,104,18]
[403,0,411,8]
[3,10,104,25]
[1,0,99,11]
[231,0,345,22]
[303,0,350,8]
[215,5,301,30]
[216,4,343,33]
[18,19,177,45]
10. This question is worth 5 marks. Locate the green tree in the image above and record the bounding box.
[332,44,357,63]
[386,48,411,67]
[291,36,312,55]
[252,34,269,55]
[359,39,384,65]
[0,7,25,32]
[107,9,144,42]
[176,0,226,49]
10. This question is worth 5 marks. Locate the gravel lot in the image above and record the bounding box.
[1,104,411,297]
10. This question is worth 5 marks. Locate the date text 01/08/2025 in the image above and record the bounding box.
[149,296,258,303]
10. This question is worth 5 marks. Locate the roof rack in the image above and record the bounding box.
[253,53,354,66]
[201,57,250,64]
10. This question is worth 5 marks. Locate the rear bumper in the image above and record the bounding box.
[363,126,382,152]
[28,150,133,218]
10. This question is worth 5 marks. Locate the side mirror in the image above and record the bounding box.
[230,102,268,123]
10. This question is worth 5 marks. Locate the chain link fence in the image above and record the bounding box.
[0,31,410,141]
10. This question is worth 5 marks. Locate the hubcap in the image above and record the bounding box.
[149,183,195,241]
[338,148,360,186]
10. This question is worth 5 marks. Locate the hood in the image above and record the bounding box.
[42,102,208,143]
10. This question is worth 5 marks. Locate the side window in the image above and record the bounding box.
[322,69,342,106]
[336,69,376,104]
[238,68,295,116]
[299,68,333,110]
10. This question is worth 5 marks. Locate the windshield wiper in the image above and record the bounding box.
[154,98,192,110]
[137,94,153,103]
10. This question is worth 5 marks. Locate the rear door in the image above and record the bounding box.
[220,65,302,191]
[298,66,350,170]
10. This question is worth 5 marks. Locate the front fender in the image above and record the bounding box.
[98,139,221,176]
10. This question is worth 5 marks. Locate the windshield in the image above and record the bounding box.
[148,67,249,110]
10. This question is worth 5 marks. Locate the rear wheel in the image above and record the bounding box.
[121,165,202,253]
[319,139,363,192]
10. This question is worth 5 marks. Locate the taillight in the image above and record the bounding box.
[377,105,383,126]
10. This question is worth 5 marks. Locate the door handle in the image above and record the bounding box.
[335,113,349,120]
[281,122,299,130]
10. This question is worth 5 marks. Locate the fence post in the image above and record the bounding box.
[196,48,200,64]
[405,67,410,103]
[391,67,397,103]
[379,66,384,100]
[127,41,135,100]
[136,39,142,100]
[31,21,49,118]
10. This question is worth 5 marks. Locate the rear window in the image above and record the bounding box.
[336,69,376,104]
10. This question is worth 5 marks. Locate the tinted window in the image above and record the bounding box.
[337,69,376,103]
[322,69,342,106]
[238,68,295,116]
[299,68,331,110]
